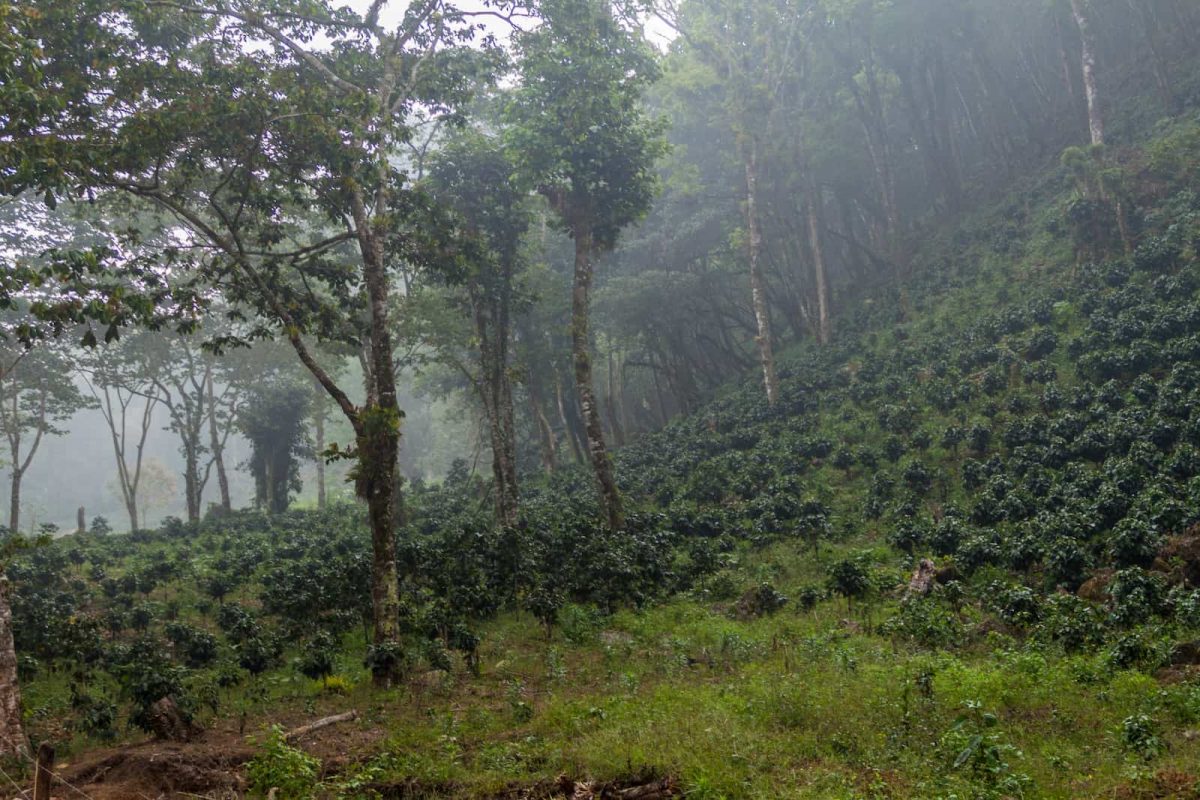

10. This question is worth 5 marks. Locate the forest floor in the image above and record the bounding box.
[29,578,1200,799]
[50,701,677,799]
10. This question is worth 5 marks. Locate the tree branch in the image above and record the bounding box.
[144,1,367,96]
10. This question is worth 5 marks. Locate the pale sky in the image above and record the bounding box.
[343,0,674,50]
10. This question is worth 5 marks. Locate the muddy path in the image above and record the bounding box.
[32,723,675,800]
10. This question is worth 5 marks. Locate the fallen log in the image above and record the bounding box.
[613,777,677,798]
[570,775,678,799]
[283,710,358,743]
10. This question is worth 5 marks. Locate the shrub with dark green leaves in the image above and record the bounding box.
[827,554,874,608]
[165,622,218,669]
[237,635,282,676]
[884,595,963,649]
[1036,594,1104,652]
[983,581,1041,626]
[297,632,337,683]
[70,685,117,740]
[1044,537,1091,591]
[1108,518,1163,568]
[113,635,193,733]
[902,460,933,493]
[1108,569,1167,627]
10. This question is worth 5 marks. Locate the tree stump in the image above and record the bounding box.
[147,697,198,741]
[32,741,53,800]
[906,558,937,597]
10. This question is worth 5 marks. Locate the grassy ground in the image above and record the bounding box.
[246,588,1199,799]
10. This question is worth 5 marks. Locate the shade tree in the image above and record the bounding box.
[10,0,507,684]
[506,0,667,530]
[0,335,91,533]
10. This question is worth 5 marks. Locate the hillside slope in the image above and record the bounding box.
[9,119,1200,799]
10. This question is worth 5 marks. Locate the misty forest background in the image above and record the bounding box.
[5,0,1200,796]
[5,0,1196,533]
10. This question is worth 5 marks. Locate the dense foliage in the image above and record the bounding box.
[9,120,1200,750]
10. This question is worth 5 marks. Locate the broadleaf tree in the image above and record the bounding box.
[0,335,91,533]
[505,0,667,531]
[427,127,529,529]
[9,0,504,684]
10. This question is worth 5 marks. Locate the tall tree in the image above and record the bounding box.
[238,379,311,514]
[205,364,241,515]
[662,0,817,401]
[312,378,328,511]
[428,129,529,528]
[0,338,89,532]
[1068,0,1104,145]
[148,335,216,523]
[78,335,166,533]
[507,0,666,530]
[14,0,502,684]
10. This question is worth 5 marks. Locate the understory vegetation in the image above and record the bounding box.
[9,117,1200,798]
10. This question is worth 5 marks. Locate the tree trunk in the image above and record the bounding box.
[807,178,832,346]
[351,192,403,686]
[126,498,139,534]
[616,358,631,437]
[526,380,557,473]
[555,373,585,464]
[473,295,519,529]
[495,268,520,528]
[848,51,900,268]
[7,469,19,534]
[896,49,962,213]
[1055,11,1078,105]
[206,379,232,513]
[744,143,780,406]
[478,362,512,527]
[1133,0,1176,113]
[570,224,623,531]
[650,357,669,427]
[0,576,28,760]
[183,444,201,523]
[261,456,274,512]
[314,384,326,511]
[495,371,519,527]
[358,420,401,686]
[605,348,626,447]
[485,400,508,524]
[1070,0,1104,146]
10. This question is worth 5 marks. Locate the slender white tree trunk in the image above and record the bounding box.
[1070,0,1104,146]
[807,178,832,346]
[744,142,779,406]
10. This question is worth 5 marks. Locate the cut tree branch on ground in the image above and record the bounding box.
[283,710,358,743]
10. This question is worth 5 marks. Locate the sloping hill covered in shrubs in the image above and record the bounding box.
[10,119,1200,798]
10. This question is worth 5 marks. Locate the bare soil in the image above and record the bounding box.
[35,722,676,800]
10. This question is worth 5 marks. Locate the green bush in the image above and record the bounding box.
[245,725,321,798]
[1119,714,1163,760]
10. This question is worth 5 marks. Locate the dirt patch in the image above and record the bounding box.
[1153,530,1200,587]
[57,734,253,800]
[1078,568,1114,601]
[360,773,678,800]
[48,718,674,800]
[1113,767,1200,799]
[50,707,383,800]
